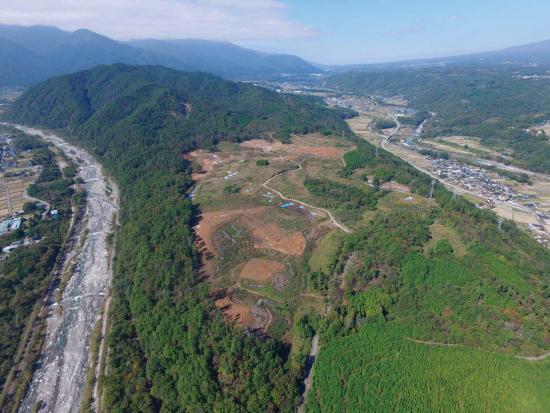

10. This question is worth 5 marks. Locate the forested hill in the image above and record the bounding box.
[4,64,352,412]
[325,67,550,173]
[8,64,350,147]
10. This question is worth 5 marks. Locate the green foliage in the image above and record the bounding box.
[223,183,241,194]
[326,66,550,173]
[430,239,454,257]
[0,133,72,399]
[2,64,356,412]
[374,119,397,129]
[304,177,376,223]
[256,159,269,166]
[419,148,450,159]
[348,288,391,321]
[306,324,550,413]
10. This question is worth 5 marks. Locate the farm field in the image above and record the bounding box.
[0,151,39,219]
[305,324,550,413]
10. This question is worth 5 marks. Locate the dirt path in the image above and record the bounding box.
[298,334,319,413]
[515,352,550,361]
[262,163,352,233]
[12,126,118,413]
[407,337,550,360]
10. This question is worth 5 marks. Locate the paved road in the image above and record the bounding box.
[12,126,118,413]
[298,334,319,413]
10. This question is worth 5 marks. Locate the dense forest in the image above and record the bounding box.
[4,64,353,412]
[325,66,550,172]
[306,324,550,412]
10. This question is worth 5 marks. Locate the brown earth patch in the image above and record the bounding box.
[195,207,305,276]
[502,307,521,322]
[241,139,344,159]
[442,307,454,318]
[381,181,410,193]
[195,207,267,259]
[215,294,272,330]
[251,222,306,256]
[184,149,221,181]
[240,258,285,283]
[215,296,256,327]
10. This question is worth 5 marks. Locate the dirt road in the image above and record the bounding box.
[262,164,352,233]
[12,126,118,413]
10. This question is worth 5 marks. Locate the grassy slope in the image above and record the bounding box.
[306,324,550,413]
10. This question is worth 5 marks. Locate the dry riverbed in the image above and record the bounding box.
[12,126,118,413]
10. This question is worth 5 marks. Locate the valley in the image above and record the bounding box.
[10,126,118,413]
[2,58,550,412]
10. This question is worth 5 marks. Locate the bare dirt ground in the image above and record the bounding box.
[195,208,267,258]
[196,207,307,276]
[0,174,36,219]
[13,126,118,413]
[381,181,410,193]
[239,258,285,283]
[251,222,306,256]
[193,134,353,332]
[215,296,257,327]
[530,122,550,137]
[184,149,221,181]
[241,138,346,159]
[214,293,272,330]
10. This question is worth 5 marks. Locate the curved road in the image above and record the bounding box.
[262,163,352,233]
[12,126,118,413]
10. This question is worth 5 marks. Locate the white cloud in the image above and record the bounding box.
[0,0,315,41]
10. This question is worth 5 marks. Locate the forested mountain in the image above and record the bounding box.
[0,36,53,86]
[128,39,317,78]
[325,66,550,173]
[3,64,351,411]
[0,25,318,87]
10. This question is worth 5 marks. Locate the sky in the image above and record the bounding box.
[1,0,550,64]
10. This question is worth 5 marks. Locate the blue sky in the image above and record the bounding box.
[246,0,550,64]
[2,0,550,64]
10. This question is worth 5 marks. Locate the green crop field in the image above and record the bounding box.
[306,324,550,413]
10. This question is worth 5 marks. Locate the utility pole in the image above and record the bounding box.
[375,144,380,158]
[498,217,504,231]
[429,179,436,201]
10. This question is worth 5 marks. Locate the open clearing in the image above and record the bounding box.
[192,131,418,332]
[239,258,285,282]
[192,133,353,331]
[241,135,350,159]
[252,222,306,256]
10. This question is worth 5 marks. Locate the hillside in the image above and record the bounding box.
[0,25,319,87]
[0,36,53,86]
[128,38,317,78]
[4,64,351,412]
[325,66,550,173]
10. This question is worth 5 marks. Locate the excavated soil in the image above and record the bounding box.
[239,258,285,283]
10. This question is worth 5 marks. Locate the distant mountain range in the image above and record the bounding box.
[326,39,550,72]
[0,25,318,87]
[3,24,550,87]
